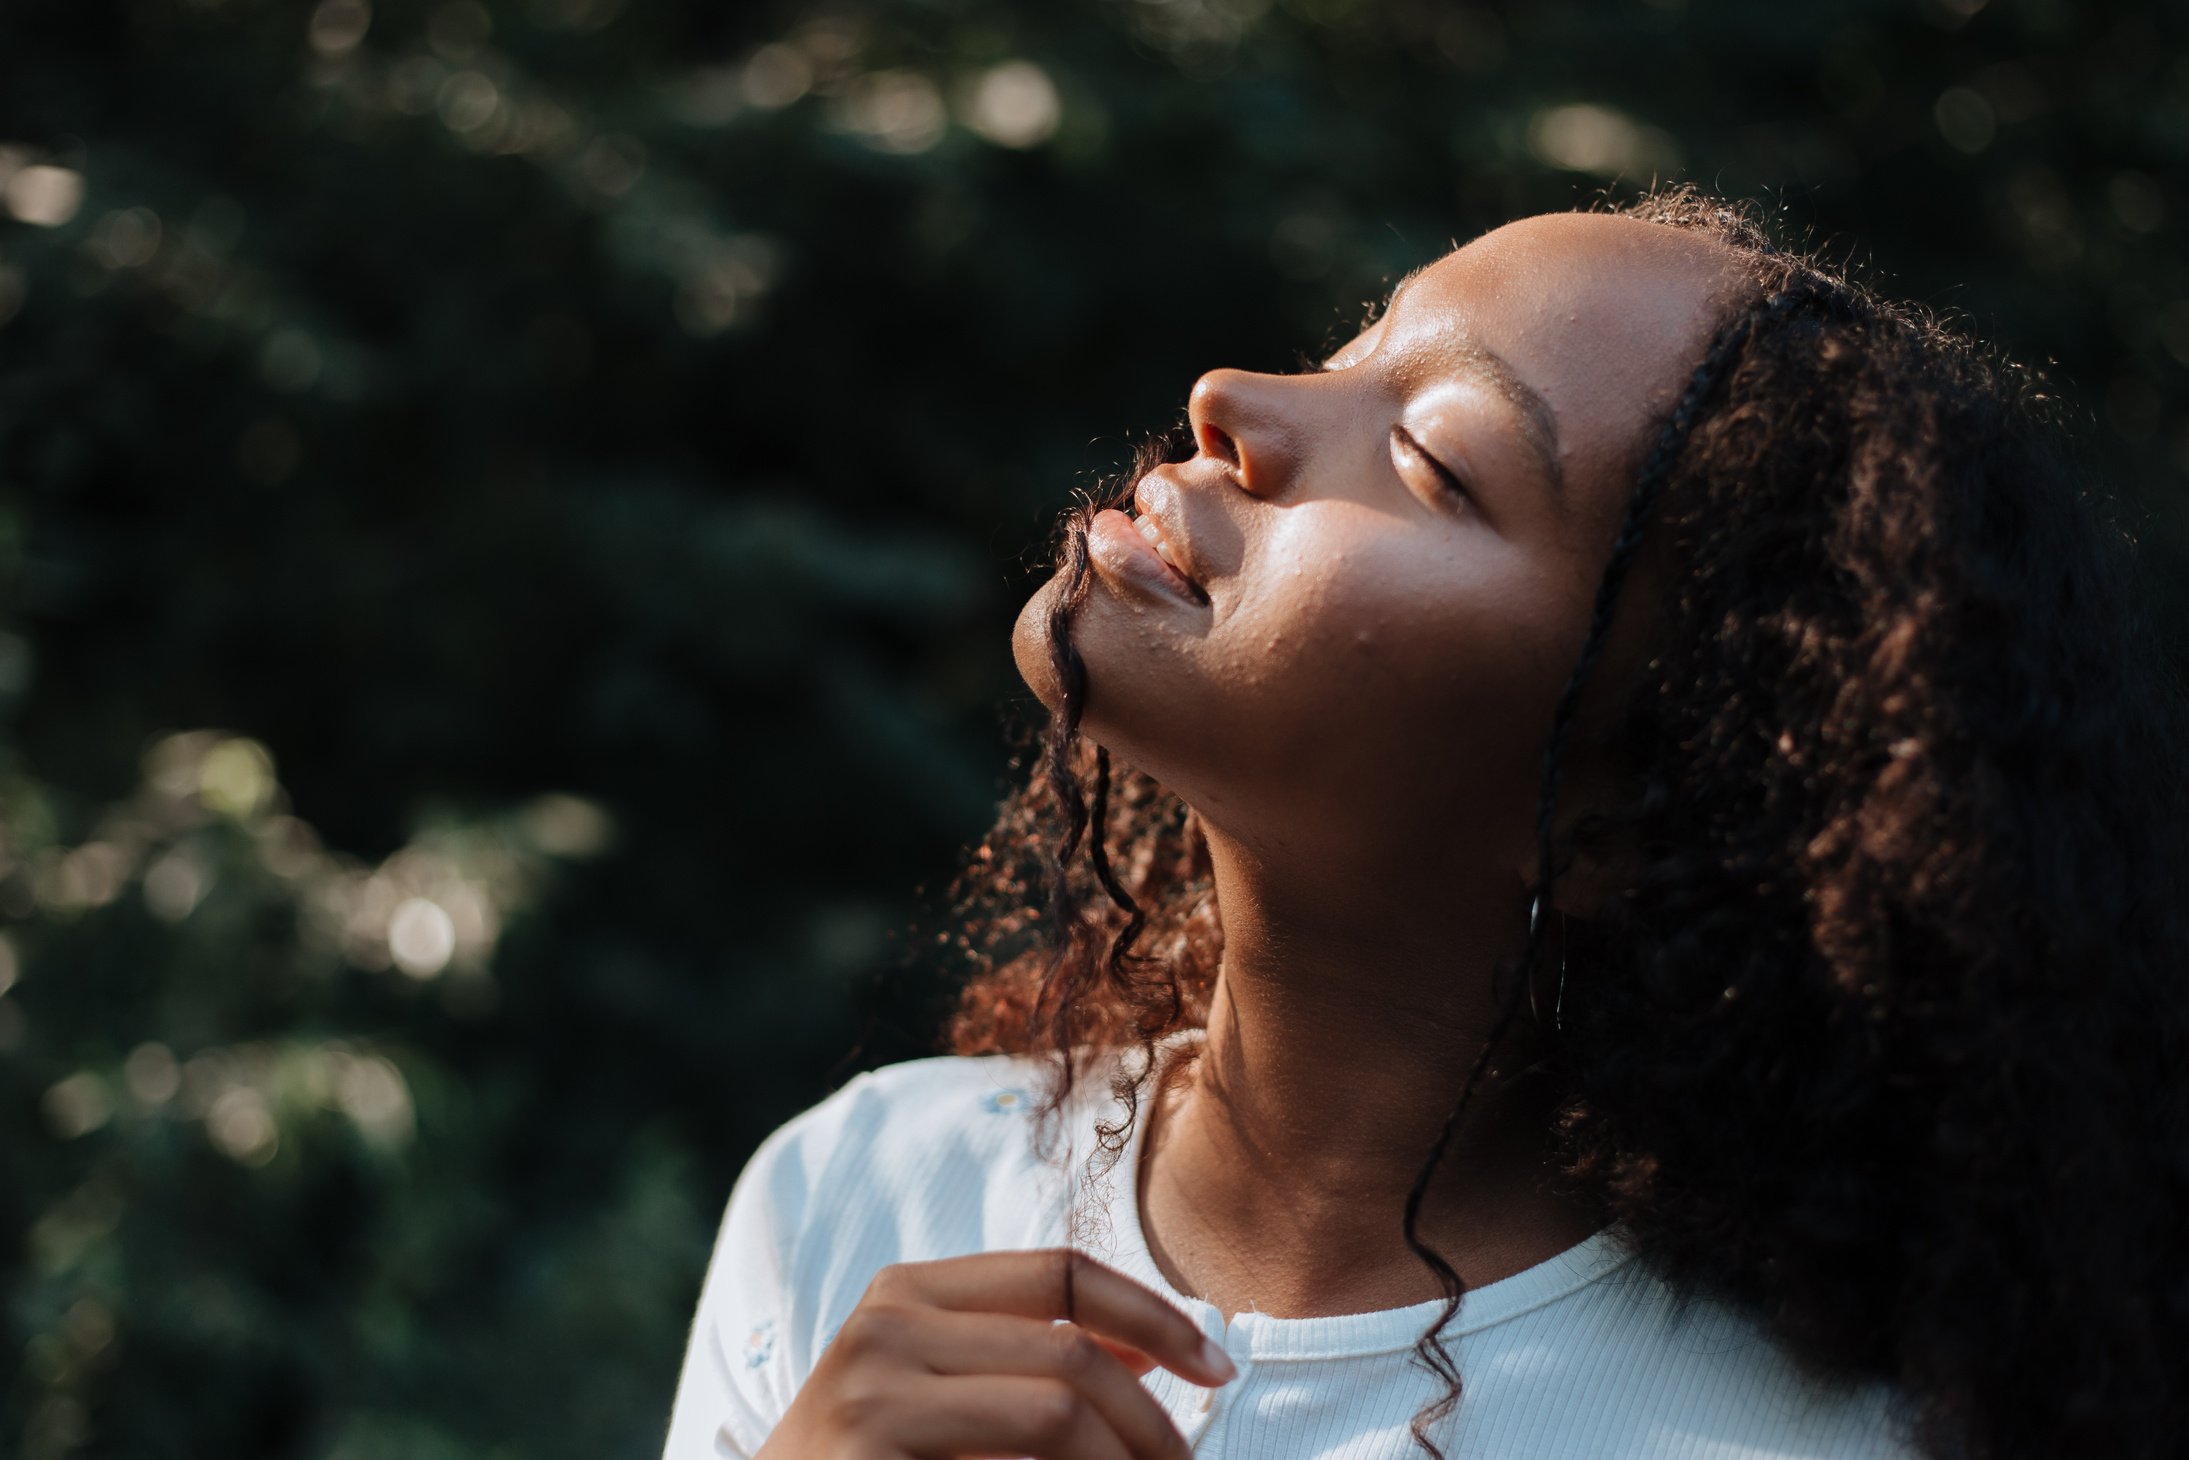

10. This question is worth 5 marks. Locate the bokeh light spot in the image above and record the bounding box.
[4,165,86,228]
[437,70,501,133]
[43,1073,114,1140]
[520,793,615,856]
[966,61,1061,149]
[206,1087,278,1165]
[259,330,322,392]
[90,207,162,268]
[198,738,278,820]
[123,1042,181,1107]
[388,897,456,978]
[2108,172,2165,234]
[679,66,745,126]
[836,71,946,154]
[388,56,448,116]
[742,44,813,109]
[1526,104,1680,177]
[333,1052,415,1147]
[1933,87,1997,154]
[308,0,372,57]
[143,848,211,922]
[575,134,646,197]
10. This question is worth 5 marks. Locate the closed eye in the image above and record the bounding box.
[1391,424,1468,501]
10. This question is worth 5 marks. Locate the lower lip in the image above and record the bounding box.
[1088,509,1205,605]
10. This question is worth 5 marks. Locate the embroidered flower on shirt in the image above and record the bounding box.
[742,1319,776,1369]
[980,1088,1029,1114]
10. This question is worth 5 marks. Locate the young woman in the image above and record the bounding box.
[663,186,2189,1460]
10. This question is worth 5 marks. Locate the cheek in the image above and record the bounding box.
[1030,503,1592,856]
[1221,549,1575,793]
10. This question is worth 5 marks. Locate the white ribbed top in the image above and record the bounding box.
[663,1037,1918,1459]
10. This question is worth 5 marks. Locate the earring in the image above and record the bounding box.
[1527,893,1568,1033]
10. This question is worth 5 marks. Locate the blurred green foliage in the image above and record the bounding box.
[0,0,2183,1454]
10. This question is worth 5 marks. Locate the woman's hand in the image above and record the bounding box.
[754,1248,1234,1460]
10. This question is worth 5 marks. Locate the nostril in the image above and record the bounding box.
[1197,421,1240,467]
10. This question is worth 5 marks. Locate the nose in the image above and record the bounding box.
[1186,367,1300,498]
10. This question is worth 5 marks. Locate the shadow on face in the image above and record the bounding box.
[1016,212,1757,885]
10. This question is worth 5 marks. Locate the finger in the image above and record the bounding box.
[1089,1334,1159,1378]
[910,1311,1192,1460]
[891,1374,1138,1460]
[874,1250,1233,1387]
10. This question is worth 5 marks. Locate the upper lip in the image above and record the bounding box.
[1129,474,1205,594]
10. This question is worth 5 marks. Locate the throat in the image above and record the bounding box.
[1130,1040,1603,1323]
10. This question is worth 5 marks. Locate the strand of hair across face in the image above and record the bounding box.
[1397,279,1829,1460]
[1072,435,1198,1176]
[1088,746,1182,1032]
[1039,497,1098,929]
[1031,491,1107,1084]
[1031,426,1196,1155]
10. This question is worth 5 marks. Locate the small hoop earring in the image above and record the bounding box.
[1527,893,1568,1033]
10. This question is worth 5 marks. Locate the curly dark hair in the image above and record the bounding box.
[932,184,2189,1460]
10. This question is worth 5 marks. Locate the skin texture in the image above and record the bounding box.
[753,1249,1235,1460]
[753,214,1764,1460]
[1012,213,1753,1319]
[946,190,2189,1460]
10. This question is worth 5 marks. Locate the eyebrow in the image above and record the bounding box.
[1454,341,1566,498]
[1334,272,1566,499]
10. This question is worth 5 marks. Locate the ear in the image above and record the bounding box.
[1519,514,1668,918]
[1510,752,1642,921]
[1542,819,1636,919]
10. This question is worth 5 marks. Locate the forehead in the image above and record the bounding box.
[1375,214,1753,487]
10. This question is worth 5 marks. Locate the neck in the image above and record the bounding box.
[1134,825,1601,1321]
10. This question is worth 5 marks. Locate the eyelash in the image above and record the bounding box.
[1391,425,1467,502]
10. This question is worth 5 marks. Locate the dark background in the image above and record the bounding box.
[1,0,2183,1455]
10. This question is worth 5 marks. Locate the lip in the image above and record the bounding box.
[1133,474,1207,580]
[1089,508,1207,606]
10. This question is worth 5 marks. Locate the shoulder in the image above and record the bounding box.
[757,1050,1058,1224]
[663,1051,1071,1458]
[825,1048,1054,1144]
[745,1048,1076,1315]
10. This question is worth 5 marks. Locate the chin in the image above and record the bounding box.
[1009,571,1202,795]
[1010,578,1066,713]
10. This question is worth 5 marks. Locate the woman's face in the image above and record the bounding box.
[1015,212,1748,881]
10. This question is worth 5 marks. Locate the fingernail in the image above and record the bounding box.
[1199,1337,1236,1382]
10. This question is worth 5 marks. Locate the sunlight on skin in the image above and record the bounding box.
[1011,213,1757,1319]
